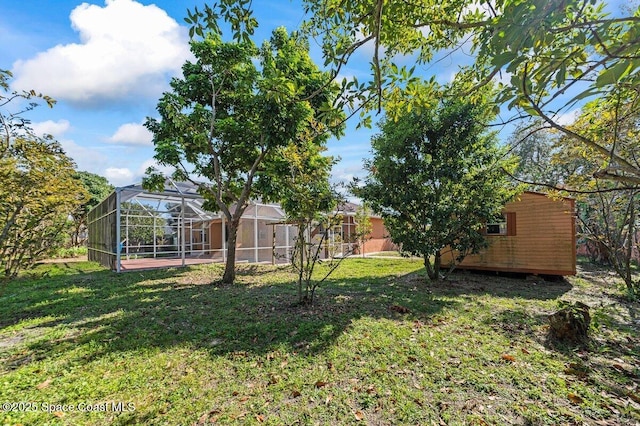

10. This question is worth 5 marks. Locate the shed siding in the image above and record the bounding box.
[445,192,575,275]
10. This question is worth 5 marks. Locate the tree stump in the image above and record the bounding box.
[548,302,591,344]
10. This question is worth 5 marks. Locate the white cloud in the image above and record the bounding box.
[104,167,135,186]
[58,138,109,174]
[11,0,190,105]
[31,119,71,138]
[555,109,580,126]
[107,122,153,146]
[137,158,174,176]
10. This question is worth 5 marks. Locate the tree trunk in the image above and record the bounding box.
[424,256,436,281]
[298,226,305,303]
[222,219,240,284]
[624,198,636,296]
[424,252,442,281]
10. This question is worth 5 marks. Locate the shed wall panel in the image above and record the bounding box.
[444,192,576,275]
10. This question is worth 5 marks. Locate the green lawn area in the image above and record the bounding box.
[1,258,638,425]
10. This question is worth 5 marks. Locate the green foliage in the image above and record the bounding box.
[0,137,87,278]
[261,141,349,304]
[262,142,337,222]
[354,203,373,255]
[546,96,640,298]
[0,71,85,279]
[355,92,518,280]
[299,0,640,184]
[145,19,343,284]
[51,246,88,259]
[69,171,114,247]
[0,69,55,154]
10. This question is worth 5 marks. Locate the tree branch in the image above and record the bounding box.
[520,63,640,181]
[501,167,639,194]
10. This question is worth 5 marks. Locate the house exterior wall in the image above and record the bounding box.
[360,217,398,254]
[210,220,223,250]
[442,192,576,275]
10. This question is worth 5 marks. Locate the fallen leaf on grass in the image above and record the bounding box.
[390,304,411,314]
[256,414,265,423]
[628,392,640,404]
[315,381,328,388]
[501,354,515,362]
[564,367,587,378]
[36,378,52,390]
[521,348,530,355]
[197,410,221,425]
[53,412,64,418]
[568,393,584,404]
[354,411,364,421]
[291,390,301,398]
[268,373,280,385]
[233,412,247,420]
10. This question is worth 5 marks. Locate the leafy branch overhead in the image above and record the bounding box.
[0,69,56,155]
[300,0,640,185]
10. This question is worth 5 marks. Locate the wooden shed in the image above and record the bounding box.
[442,192,576,275]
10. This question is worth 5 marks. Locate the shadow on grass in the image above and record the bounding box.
[422,269,573,300]
[1,260,572,371]
[0,261,449,368]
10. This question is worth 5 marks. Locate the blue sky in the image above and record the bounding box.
[2,0,384,187]
[4,1,624,188]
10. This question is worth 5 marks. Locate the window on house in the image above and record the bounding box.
[486,212,516,236]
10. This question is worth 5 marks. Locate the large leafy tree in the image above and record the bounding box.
[355,93,517,280]
[0,70,55,154]
[0,70,85,279]
[0,137,86,278]
[144,25,343,284]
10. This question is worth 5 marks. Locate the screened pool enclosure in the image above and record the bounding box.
[87,180,357,272]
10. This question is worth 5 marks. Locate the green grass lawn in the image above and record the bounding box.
[1,258,638,425]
